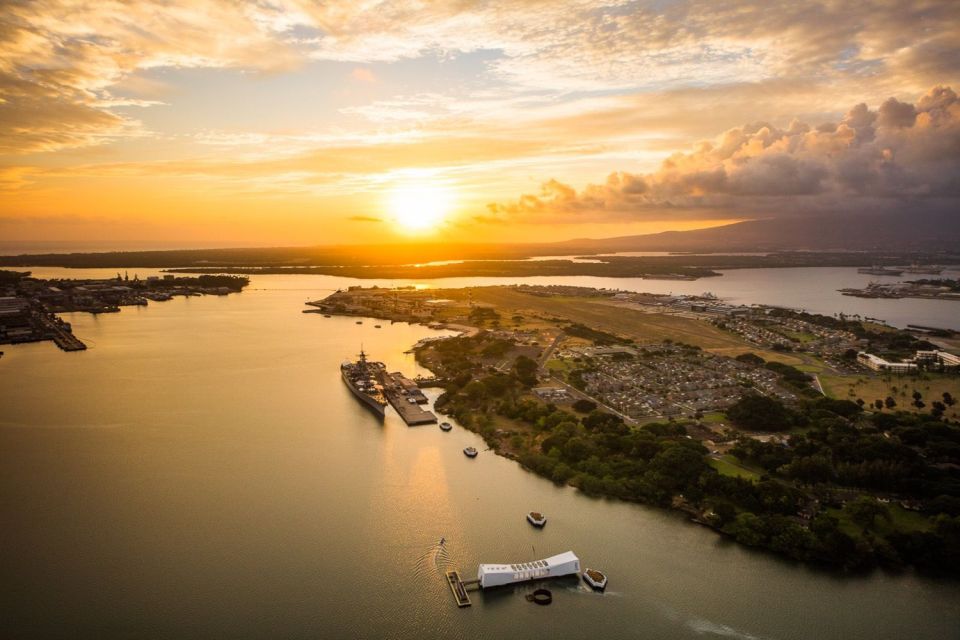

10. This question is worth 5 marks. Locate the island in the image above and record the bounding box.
[309,284,960,575]
[0,270,249,351]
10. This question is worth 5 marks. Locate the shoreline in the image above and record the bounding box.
[310,290,959,578]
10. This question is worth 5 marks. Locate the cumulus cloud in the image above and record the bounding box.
[297,0,960,92]
[488,86,960,221]
[3,0,959,157]
[0,0,303,153]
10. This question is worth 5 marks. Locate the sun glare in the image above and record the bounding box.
[389,182,452,232]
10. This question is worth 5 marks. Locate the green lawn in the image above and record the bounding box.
[700,411,728,425]
[782,330,817,344]
[885,504,933,534]
[820,372,960,417]
[545,357,576,375]
[708,455,761,482]
[828,503,933,538]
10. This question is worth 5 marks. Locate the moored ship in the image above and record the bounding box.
[857,266,904,276]
[904,264,943,275]
[341,349,388,417]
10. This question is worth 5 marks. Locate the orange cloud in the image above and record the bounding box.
[489,86,960,222]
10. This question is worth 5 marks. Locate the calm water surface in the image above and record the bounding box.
[20,265,960,330]
[1,272,959,638]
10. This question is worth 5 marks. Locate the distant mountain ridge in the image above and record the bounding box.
[2,212,958,269]
[555,212,960,253]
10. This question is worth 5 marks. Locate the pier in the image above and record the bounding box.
[39,313,87,351]
[380,371,437,425]
[445,571,477,607]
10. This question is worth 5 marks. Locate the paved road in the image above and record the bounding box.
[537,331,565,371]
[546,373,637,426]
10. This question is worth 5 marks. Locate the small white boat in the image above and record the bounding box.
[440,422,452,432]
[527,511,547,527]
[463,447,478,458]
[582,568,607,591]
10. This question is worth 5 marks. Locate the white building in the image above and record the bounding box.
[941,352,960,368]
[857,352,917,373]
[916,350,960,369]
[477,551,580,588]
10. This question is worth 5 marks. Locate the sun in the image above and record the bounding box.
[389,182,452,232]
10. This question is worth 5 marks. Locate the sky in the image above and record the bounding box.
[1,0,959,248]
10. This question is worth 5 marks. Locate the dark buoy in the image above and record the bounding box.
[527,588,552,605]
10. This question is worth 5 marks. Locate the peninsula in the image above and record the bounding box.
[310,285,960,575]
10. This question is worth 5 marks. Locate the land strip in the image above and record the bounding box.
[308,283,960,575]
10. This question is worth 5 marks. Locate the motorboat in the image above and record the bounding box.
[463,447,478,458]
[582,568,608,591]
[527,511,547,527]
[440,422,452,431]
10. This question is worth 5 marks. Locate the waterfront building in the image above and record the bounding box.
[916,350,960,369]
[857,352,917,373]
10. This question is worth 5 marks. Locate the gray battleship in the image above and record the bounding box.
[341,348,388,417]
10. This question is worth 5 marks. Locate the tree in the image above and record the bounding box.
[874,399,884,411]
[735,353,765,366]
[885,396,897,409]
[726,394,793,431]
[562,436,594,463]
[463,380,487,402]
[782,455,834,484]
[514,355,538,386]
[944,392,956,407]
[571,399,597,413]
[845,496,891,531]
[931,401,946,419]
[730,513,766,546]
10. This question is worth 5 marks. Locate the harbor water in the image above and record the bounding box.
[1,271,959,638]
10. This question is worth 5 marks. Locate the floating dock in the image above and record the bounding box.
[445,570,475,607]
[380,371,437,425]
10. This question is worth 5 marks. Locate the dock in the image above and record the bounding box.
[445,570,478,607]
[40,315,86,351]
[380,371,437,425]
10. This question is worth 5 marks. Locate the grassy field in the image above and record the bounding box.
[708,455,761,482]
[708,347,806,365]
[467,288,769,354]
[820,372,960,418]
[700,411,729,425]
[828,503,932,539]
[781,330,817,344]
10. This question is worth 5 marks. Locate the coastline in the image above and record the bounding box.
[312,288,952,575]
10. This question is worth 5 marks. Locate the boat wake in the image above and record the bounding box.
[561,582,622,597]
[412,539,454,579]
[654,601,777,640]
[683,618,775,640]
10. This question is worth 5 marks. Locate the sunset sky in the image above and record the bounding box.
[2,1,958,247]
